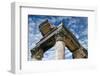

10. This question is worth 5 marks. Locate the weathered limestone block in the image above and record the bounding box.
[31,48,43,60]
[72,47,88,58]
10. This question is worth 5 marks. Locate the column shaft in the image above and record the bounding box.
[55,41,65,59]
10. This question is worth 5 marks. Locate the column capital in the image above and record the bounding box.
[55,32,64,41]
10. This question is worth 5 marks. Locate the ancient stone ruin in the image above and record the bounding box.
[30,20,88,60]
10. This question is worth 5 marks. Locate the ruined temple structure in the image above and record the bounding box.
[30,20,88,60]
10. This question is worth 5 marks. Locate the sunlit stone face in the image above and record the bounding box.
[54,41,65,59]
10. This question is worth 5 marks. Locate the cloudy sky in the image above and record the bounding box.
[28,15,88,61]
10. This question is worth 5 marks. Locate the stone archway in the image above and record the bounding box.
[30,20,88,60]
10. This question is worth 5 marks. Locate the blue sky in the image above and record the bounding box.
[28,15,88,60]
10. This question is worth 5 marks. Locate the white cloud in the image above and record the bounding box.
[42,47,55,60]
[65,47,72,59]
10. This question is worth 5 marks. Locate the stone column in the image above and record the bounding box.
[54,34,65,59]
